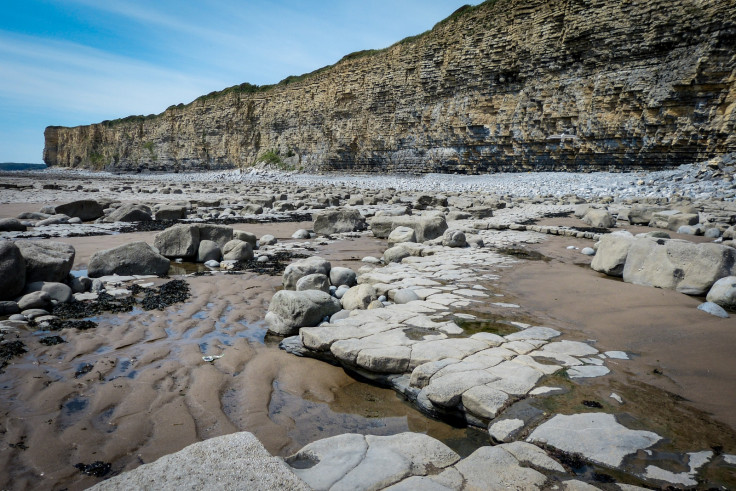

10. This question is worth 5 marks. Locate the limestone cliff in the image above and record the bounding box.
[44,0,736,173]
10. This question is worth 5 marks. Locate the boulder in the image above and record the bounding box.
[196,224,234,248]
[581,209,615,228]
[387,226,416,247]
[329,267,357,287]
[36,214,69,226]
[104,204,152,222]
[383,243,423,264]
[697,301,729,318]
[88,242,170,277]
[283,257,331,290]
[222,239,253,262]
[393,289,420,304]
[260,234,277,246]
[17,291,53,311]
[667,213,699,231]
[0,301,19,315]
[154,224,200,259]
[0,242,25,300]
[54,200,103,221]
[16,240,75,283]
[648,209,681,229]
[233,230,257,249]
[370,213,447,242]
[341,284,377,310]
[292,229,311,239]
[197,240,222,263]
[0,218,26,232]
[442,229,467,248]
[590,231,634,277]
[622,238,736,295]
[706,276,736,309]
[296,273,330,293]
[628,205,667,225]
[313,209,367,235]
[154,205,187,220]
[265,290,342,336]
[24,281,72,303]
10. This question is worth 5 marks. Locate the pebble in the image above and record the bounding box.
[697,301,729,318]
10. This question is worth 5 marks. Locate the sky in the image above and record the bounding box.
[0,0,482,164]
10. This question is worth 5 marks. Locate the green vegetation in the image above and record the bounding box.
[88,151,106,169]
[142,141,157,161]
[256,149,299,171]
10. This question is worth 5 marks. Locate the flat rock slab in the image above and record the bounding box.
[527,413,662,468]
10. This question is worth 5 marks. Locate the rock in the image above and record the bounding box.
[233,230,258,248]
[313,208,367,235]
[489,418,526,443]
[260,234,277,246]
[706,276,736,309]
[265,290,342,336]
[197,240,222,263]
[17,291,53,311]
[622,238,736,295]
[704,227,722,239]
[334,285,350,299]
[16,240,75,283]
[296,273,330,293]
[367,300,384,309]
[442,229,467,247]
[582,209,615,228]
[283,256,331,290]
[371,213,448,242]
[341,284,377,310]
[667,213,699,231]
[461,385,509,419]
[0,218,26,232]
[388,226,417,247]
[581,247,595,256]
[222,239,253,261]
[204,260,221,268]
[24,281,72,303]
[286,433,368,490]
[292,229,311,239]
[0,242,26,300]
[383,243,423,264]
[454,445,547,490]
[88,241,170,277]
[330,309,350,322]
[196,224,234,248]
[36,214,69,226]
[0,301,20,315]
[648,209,681,229]
[88,431,308,491]
[154,205,187,220]
[104,203,152,222]
[329,266,357,287]
[154,224,200,259]
[697,301,729,318]
[527,412,661,468]
[628,205,667,225]
[393,289,420,304]
[54,199,103,221]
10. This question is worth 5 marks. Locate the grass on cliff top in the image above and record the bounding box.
[99,0,494,127]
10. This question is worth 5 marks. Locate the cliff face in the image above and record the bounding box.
[44,0,736,173]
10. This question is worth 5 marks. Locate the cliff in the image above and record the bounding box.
[43,0,736,174]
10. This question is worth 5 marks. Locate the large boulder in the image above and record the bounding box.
[104,204,153,222]
[329,267,357,287]
[283,257,331,290]
[24,281,72,303]
[581,209,615,228]
[154,224,200,259]
[341,284,377,310]
[197,240,222,263]
[313,209,367,235]
[196,224,234,248]
[667,213,699,231]
[296,273,330,293]
[265,290,342,336]
[387,226,416,247]
[628,205,667,225]
[16,240,75,283]
[370,213,447,242]
[590,231,635,277]
[154,205,187,221]
[55,200,104,221]
[18,291,53,311]
[622,238,736,295]
[442,229,467,247]
[88,242,170,277]
[222,239,253,262]
[233,230,257,249]
[706,276,736,309]
[0,218,26,232]
[0,242,25,300]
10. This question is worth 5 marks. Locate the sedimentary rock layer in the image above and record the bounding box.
[44,0,736,173]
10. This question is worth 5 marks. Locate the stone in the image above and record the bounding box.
[104,203,152,222]
[0,301,20,315]
[196,224,234,248]
[461,385,509,419]
[371,214,448,243]
[260,234,277,246]
[153,205,187,220]
[697,301,729,318]
[222,239,253,261]
[0,242,26,300]
[341,284,377,310]
[265,290,342,336]
[17,291,53,311]
[667,213,699,231]
[286,433,368,490]
[16,240,75,283]
[204,260,221,268]
[233,230,258,248]
[388,226,417,247]
[88,431,308,490]
[329,267,357,287]
[197,240,222,263]
[54,199,103,221]
[88,241,170,277]
[424,370,498,408]
[622,238,736,295]
[313,208,367,235]
[442,229,467,247]
[527,413,661,468]
[393,289,421,304]
[0,218,26,232]
[489,418,526,443]
[567,365,611,378]
[383,243,423,263]
[283,256,331,290]
[356,345,412,373]
[24,281,72,303]
[591,231,634,277]
[35,214,69,226]
[582,208,615,228]
[291,228,311,239]
[454,445,547,490]
[334,285,350,299]
[367,300,384,309]
[154,224,200,259]
[706,276,736,309]
[502,441,566,473]
[296,273,330,293]
[581,247,595,255]
[628,205,667,225]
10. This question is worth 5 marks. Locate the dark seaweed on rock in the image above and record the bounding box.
[140,279,190,310]
[39,335,66,346]
[42,319,98,331]
[53,292,136,318]
[232,251,309,276]
[74,461,112,478]
[0,340,27,372]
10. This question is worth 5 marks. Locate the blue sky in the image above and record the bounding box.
[0,0,481,163]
